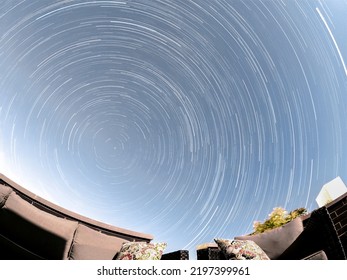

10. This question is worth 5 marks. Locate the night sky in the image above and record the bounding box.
[1,0,347,258]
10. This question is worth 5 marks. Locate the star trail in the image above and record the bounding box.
[1,0,347,257]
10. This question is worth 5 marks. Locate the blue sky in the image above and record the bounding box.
[1,0,347,258]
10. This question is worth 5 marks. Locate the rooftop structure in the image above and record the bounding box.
[316,176,347,207]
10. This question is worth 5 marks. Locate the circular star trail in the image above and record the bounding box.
[1,0,347,256]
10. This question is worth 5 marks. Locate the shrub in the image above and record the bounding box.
[252,207,307,234]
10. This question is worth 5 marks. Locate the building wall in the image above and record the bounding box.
[326,192,347,255]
